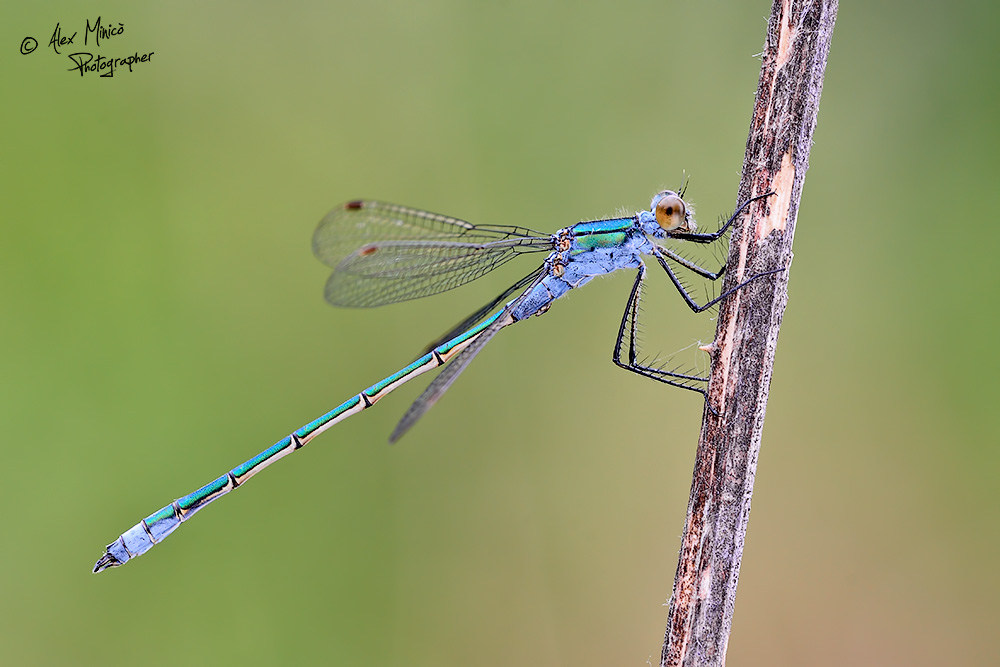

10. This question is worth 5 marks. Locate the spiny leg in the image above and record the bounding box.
[651,246,784,314]
[654,192,776,292]
[670,191,775,245]
[611,265,710,396]
[656,245,726,281]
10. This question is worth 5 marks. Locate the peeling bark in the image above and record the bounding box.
[661,1,838,665]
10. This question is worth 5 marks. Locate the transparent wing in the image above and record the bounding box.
[314,200,552,307]
[422,267,544,353]
[388,271,545,442]
[388,324,504,442]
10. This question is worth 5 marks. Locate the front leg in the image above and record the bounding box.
[670,191,775,244]
[653,192,777,286]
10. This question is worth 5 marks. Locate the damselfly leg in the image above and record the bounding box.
[613,192,783,401]
[93,188,786,572]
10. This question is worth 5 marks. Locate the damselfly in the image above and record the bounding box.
[93,189,779,572]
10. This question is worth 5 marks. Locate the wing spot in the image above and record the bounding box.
[345,200,364,210]
[359,244,378,256]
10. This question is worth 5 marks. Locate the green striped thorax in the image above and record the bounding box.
[562,190,696,258]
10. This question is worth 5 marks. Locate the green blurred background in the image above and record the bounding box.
[2,1,997,665]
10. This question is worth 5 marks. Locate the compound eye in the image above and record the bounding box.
[655,193,687,231]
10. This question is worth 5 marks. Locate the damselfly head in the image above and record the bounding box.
[652,191,695,233]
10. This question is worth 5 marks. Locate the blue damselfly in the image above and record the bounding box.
[93,190,778,572]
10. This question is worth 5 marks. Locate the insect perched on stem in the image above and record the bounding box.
[93,189,779,572]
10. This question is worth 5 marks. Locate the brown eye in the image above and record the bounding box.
[655,193,687,231]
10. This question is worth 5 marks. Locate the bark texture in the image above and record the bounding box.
[661,1,838,665]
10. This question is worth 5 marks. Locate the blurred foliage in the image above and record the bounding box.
[1,1,998,665]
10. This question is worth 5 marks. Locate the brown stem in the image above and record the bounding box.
[661,1,838,665]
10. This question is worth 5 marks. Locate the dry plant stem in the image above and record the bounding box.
[661,1,837,665]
